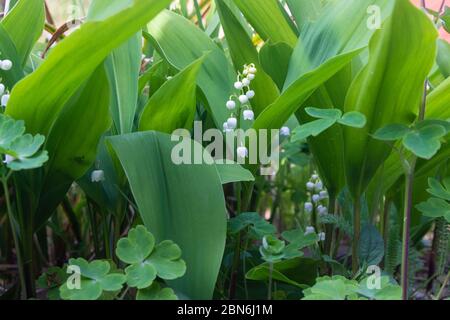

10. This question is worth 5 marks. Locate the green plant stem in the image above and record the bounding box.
[401,164,416,300]
[1,174,27,299]
[352,197,361,274]
[193,0,205,30]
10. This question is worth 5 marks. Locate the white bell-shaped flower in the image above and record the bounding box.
[314,180,323,191]
[246,90,255,99]
[242,78,251,86]
[304,202,313,213]
[226,100,236,110]
[239,95,249,104]
[0,84,5,96]
[234,81,243,90]
[249,66,257,74]
[247,73,255,80]
[1,60,12,71]
[237,146,248,158]
[227,117,237,129]
[319,190,328,199]
[3,154,15,164]
[317,205,328,216]
[311,174,319,180]
[304,226,315,235]
[1,94,10,107]
[312,194,320,203]
[243,109,254,121]
[318,232,326,241]
[280,126,290,136]
[306,181,315,191]
[91,170,105,183]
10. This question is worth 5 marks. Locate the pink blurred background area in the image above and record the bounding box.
[412,0,450,41]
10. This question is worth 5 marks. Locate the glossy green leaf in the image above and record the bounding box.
[1,0,45,66]
[427,77,450,120]
[6,0,172,135]
[147,10,235,127]
[259,41,293,91]
[215,162,255,184]
[253,49,362,132]
[139,56,204,133]
[0,24,25,87]
[216,0,279,115]
[233,0,298,47]
[286,0,328,30]
[343,0,437,196]
[108,131,226,299]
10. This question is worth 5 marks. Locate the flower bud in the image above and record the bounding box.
[304,202,313,213]
[247,73,255,80]
[234,81,243,90]
[306,181,315,191]
[242,78,251,86]
[318,232,326,241]
[246,90,255,99]
[1,94,10,107]
[312,194,320,203]
[239,95,249,104]
[237,146,248,158]
[226,100,236,110]
[227,117,237,129]
[0,84,5,96]
[1,60,12,71]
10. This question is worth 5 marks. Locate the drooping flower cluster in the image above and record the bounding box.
[223,64,257,158]
[303,172,329,242]
[0,56,13,108]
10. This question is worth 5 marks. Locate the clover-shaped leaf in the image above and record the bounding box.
[427,177,450,201]
[357,276,401,300]
[115,225,186,289]
[259,235,286,263]
[116,225,155,264]
[305,107,342,120]
[146,240,186,280]
[228,212,275,239]
[292,118,336,142]
[403,124,446,159]
[416,198,450,223]
[282,229,319,249]
[136,282,178,300]
[302,276,359,300]
[0,114,25,151]
[337,112,367,128]
[59,258,126,300]
[373,124,411,141]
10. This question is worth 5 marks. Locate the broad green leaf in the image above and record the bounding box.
[233,0,298,47]
[108,131,226,299]
[259,41,293,91]
[372,124,411,141]
[137,282,178,300]
[104,34,141,134]
[437,39,450,78]
[6,0,172,135]
[87,0,133,20]
[403,125,446,159]
[1,0,45,66]
[305,107,342,120]
[139,56,204,133]
[291,118,336,142]
[253,49,362,132]
[147,10,235,127]
[0,24,25,87]
[338,112,367,128]
[116,225,155,264]
[285,0,328,31]
[215,162,255,184]
[282,229,319,249]
[32,66,111,228]
[216,0,279,115]
[426,77,450,120]
[344,0,438,197]
[358,224,384,266]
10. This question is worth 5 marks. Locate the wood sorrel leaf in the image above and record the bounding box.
[403,124,446,159]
